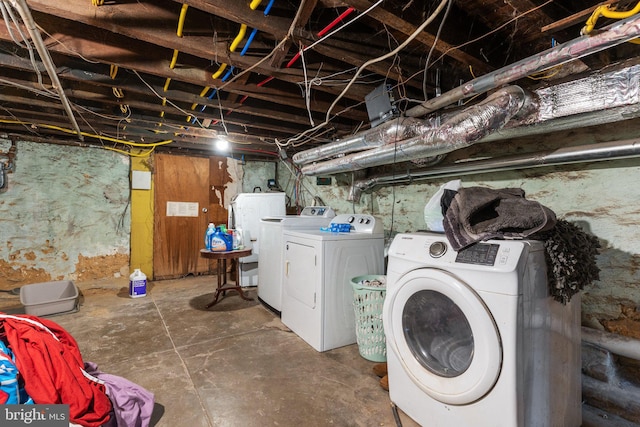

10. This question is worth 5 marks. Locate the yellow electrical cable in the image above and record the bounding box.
[163,78,171,92]
[177,4,189,37]
[112,87,124,98]
[91,0,104,6]
[211,21,250,79]
[170,49,180,69]
[110,64,118,79]
[250,0,262,10]
[212,63,227,80]
[583,1,640,43]
[103,145,157,157]
[0,118,173,147]
[468,65,476,79]
[120,104,130,114]
[230,24,248,52]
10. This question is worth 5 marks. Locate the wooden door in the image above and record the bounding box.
[153,153,229,279]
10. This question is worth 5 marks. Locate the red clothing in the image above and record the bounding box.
[0,313,111,427]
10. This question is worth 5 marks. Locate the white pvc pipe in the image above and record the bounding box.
[582,326,640,361]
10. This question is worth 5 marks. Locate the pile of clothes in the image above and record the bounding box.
[0,313,154,427]
[441,186,601,304]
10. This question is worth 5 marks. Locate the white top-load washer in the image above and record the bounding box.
[383,232,581,427]
[281,214,385,352]
[258,206,336,314]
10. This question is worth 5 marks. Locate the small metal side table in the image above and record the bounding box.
[200,248,252,307]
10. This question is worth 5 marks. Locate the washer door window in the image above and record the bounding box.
[385,268,502,405]
[403,290,474,378]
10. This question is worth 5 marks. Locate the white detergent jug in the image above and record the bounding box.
[129,269,147,298]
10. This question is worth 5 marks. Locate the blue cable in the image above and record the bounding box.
[207,89,218,100]
[240,1,274,57]
[240,28,259,56]
[221,66,235,82]
[264,0,275,15]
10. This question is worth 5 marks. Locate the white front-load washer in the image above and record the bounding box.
[281,214,385,352]
[258,206,336,314]
[383,232,581,427]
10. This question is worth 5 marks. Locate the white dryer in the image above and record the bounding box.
[383,232,581,427]
[281,214,385,352]
[227,192,286,286]
[258,206,336,314]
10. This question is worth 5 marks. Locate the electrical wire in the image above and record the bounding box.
[422,0,452,100]
[0,118,174,147]
[430,0,554,66]
[284,0,448,147]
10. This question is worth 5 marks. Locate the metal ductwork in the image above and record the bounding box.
[348,138,640,202]
[300,85,531,176]
[292,117,429,166]
[405,13,640,117]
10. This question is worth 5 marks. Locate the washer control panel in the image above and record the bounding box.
[300,206,336,218]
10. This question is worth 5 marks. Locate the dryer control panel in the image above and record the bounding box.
[455,243,500,266]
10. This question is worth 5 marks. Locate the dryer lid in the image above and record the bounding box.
[384,268,502,405]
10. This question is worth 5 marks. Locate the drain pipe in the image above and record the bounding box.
[348,137,640,201]
[302,85,531,176]
[405,13,640,117]
[5,0,83,141]
[292,117,430,166]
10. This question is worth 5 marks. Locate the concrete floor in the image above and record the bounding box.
[0,275,419,427]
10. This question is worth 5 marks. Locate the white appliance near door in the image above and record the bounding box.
[281,214,385,352]
[383,232,581,427]
[227,192,286,286]
[258,206,336,314]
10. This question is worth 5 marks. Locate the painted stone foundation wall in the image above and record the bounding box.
[0,140,131,287]
[279,159,640,339]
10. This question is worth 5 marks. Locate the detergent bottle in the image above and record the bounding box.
[210,227,231,251]
[129,269,147,298]
[205,223,216,250]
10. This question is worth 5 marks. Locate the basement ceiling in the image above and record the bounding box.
[0,0,638,161]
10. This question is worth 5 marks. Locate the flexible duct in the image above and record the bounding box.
[292,117,429,166]
[348,137,640,201]
[405,13,640,118]
[301,85,530,176]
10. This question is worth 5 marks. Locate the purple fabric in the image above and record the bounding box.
[84,362,155,427]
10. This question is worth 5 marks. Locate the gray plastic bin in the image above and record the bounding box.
[20,280,79,316]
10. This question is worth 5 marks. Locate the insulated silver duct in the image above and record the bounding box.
[405,13,640,117]
[348,138,640,201]
[292,117,428,166]
[301,85,530,176]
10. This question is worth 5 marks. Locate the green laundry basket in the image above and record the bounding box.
[351,275,387,362]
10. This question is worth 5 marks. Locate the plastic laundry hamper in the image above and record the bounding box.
[351,274,387,362]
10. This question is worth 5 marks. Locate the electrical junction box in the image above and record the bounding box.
[365,83,398,127]
[316,177,331,186]
[131,170,152,190]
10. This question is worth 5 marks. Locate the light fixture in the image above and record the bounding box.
[215,136,229,151]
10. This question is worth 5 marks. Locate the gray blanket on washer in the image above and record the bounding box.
[443,186,600,304]
[443,186,557,251]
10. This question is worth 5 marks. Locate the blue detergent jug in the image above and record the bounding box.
[210,227,233,251]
